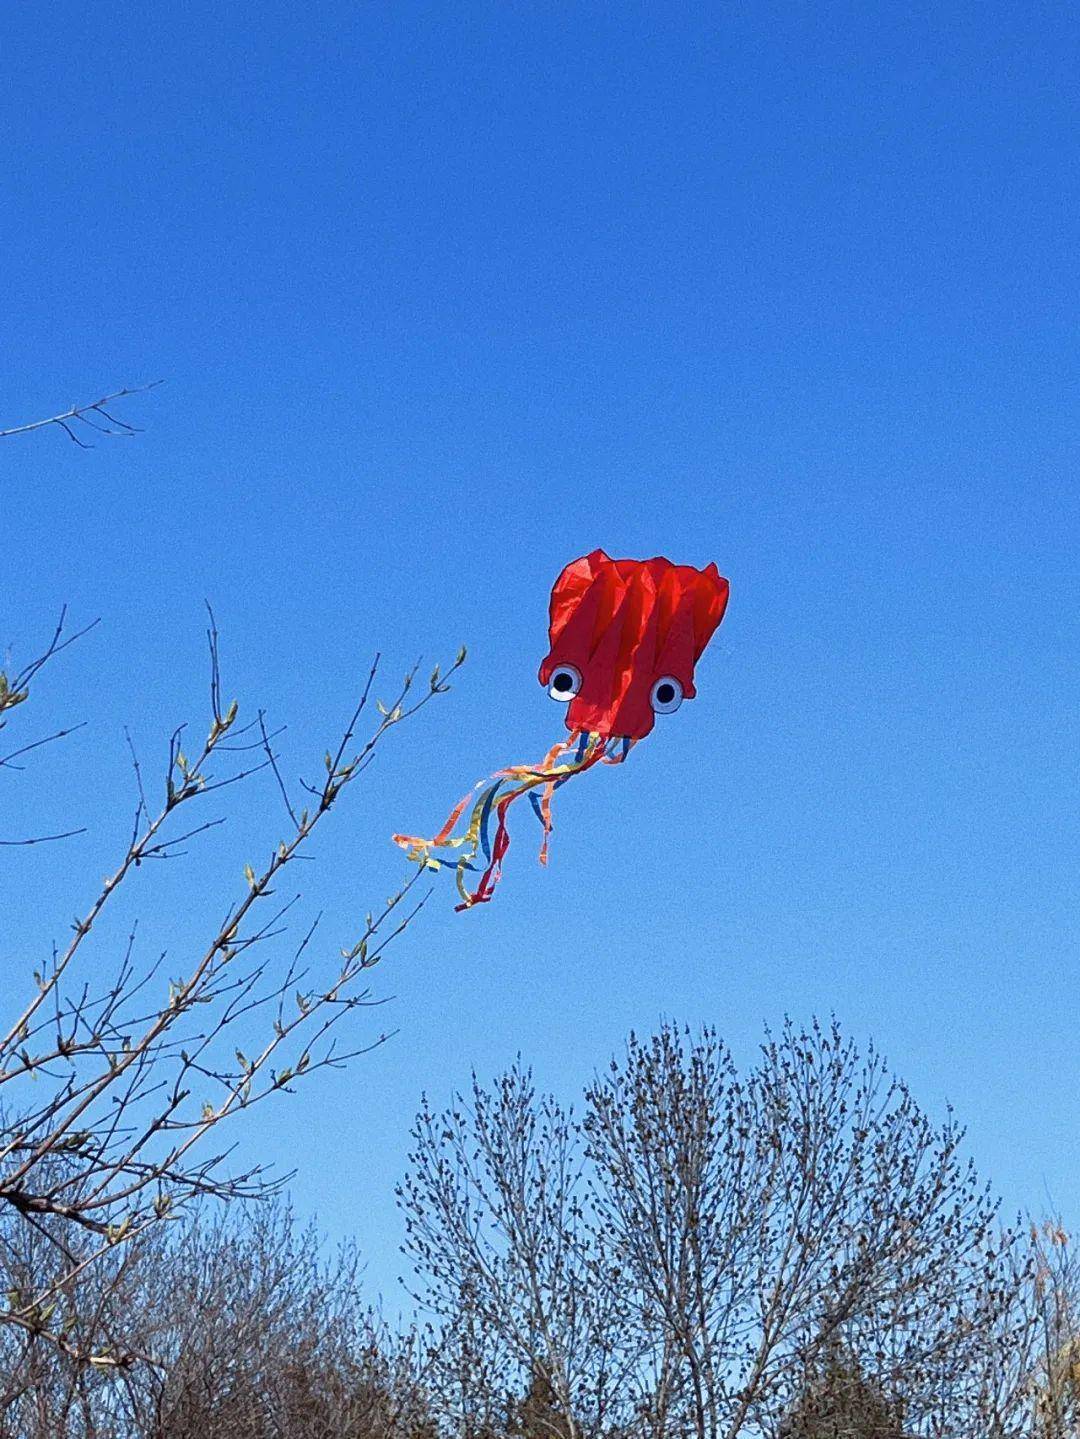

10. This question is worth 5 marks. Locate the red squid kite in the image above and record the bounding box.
[394,550,729,909]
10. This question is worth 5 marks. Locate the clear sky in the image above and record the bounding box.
[3,1,1078,1308]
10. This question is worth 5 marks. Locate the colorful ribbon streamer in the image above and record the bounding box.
[393,730,634,909]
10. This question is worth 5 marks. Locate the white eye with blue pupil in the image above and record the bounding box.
[547,665,582,702]
[650,676,683,713]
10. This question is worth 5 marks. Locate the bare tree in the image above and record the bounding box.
[141,1203,435,1439]
[0,1195,436,1438]
[1026,1221,1080,1439]
[401,1021,1032,1439]
[0,384,162,449]
[585,1020,1032,1438]
[0,606,464,1378]
[400,1066,635,1439]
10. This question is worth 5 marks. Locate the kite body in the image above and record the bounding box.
[394,550,729,909]
[540,550,729,740]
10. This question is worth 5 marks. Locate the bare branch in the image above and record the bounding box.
[0,608,466,1371]
[0,382,163,447]
[0,828,87,848]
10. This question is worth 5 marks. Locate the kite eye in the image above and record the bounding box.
[650,676,684,714]
[547,665,582,702]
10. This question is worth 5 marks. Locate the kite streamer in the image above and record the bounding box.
[393,730,632,910]
[393,550,729,909]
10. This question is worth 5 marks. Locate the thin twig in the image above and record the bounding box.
[258,709,298,829]
[0,828,87,847]
[0,382,164,446]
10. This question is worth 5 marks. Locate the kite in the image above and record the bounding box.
[393,550,729,909]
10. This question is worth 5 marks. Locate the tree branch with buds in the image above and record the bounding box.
[0,606,466,1370]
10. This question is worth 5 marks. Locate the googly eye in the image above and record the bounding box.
[547,665,582,702]
[649,676,684,714]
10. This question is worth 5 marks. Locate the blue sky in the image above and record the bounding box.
[2,0,1078,1305]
